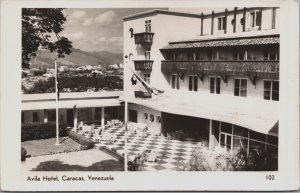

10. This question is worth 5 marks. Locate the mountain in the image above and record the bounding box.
[29,48,123,68]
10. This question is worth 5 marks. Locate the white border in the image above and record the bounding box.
[1,0,299,191]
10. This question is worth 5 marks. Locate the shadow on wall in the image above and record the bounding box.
[31,159,124,171]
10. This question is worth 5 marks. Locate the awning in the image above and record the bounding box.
[161,35,279,50]
[127,91,278,136]
[22,98,122,110]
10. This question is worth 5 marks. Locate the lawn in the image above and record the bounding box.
[22,137,82,157]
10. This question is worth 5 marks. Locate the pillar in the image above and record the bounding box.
[233,7,237,33]
[101,107,105,127]
[211,11,214,35]
[200,12,204,36]
[43,109,48,123]
[224,9,228,34]
[209,119,213,150]
[243,7,246,32]
[73,106,78,129]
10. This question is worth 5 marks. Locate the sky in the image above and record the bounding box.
[61,8,156,53]
[61,8,227,53]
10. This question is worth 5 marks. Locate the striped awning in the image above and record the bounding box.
[161,35,279,50]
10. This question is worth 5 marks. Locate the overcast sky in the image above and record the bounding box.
[61,8,226,53]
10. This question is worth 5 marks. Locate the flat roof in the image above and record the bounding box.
[123,9,203,21]
[125,91,278,136]
[22,91,123,110]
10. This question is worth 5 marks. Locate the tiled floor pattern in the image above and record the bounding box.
[82,127,125,157]
[126,132,203,171]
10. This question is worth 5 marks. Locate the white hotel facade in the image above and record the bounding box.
[123,7,279,159]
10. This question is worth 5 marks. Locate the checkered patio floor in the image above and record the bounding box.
[126,132,203,171]
[91,127,125,157]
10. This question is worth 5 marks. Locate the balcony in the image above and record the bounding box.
[133,32,154,45]
[161,60,279,77]
[134,60,153,71]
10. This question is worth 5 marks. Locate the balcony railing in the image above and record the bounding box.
[134,60,153,71]
[133,32,154,45]
[161,60,279,77]
[134,91,152,99]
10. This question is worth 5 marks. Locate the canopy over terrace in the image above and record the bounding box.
[22,91,123,110]
[125,91,278,136]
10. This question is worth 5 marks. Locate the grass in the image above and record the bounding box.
[21,137,82,157]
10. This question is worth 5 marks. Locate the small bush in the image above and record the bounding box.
[21,147,27,161]
[21,122,69,141]
[69,131,94,149]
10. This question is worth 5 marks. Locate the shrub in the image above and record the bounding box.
[69,131,94,149]
[21,147,27,161]
[21,122,69,141]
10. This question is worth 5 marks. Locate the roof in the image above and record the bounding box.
[123,9,202,21]
[161,35,279,50]
[125,91,278,136]
[22,91,123,110]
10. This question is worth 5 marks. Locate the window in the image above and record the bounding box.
[171,74,180,89]
[129,110,137,123]
[188,75,198,91]
[210,77,221,94]
[233,50,245,60]
[250,10,262,28]
[95,108,102,120]
[33,112,39,122]
[264,80,279,101]
[145,20,151,32]
[234,79,247,97]
[156,116,161,123]
[145,47,151,60]
[263,48,279,60]
[207,50,214,60]
[218,17,226,30]
[47,110,56,122]
[187,52,195,61]
[144,73,150,84]
[149,114,154,122]
[144,113,148,120]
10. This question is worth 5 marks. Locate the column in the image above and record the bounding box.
[73,106,78,129]
[209,119,213,150]
[43,109,48,123]
[243,7,246,32]
[200,12,204,36]
[211,11,214,35]
[233,7,237,33]
[224,9,228,34]
[101,107,105,127]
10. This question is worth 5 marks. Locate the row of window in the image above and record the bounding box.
[171,74,279,101]
[217,10,262,31]
[21,107,120,123]
[214,121,278,154]
[144,113,161,123]
[165,48,279,61]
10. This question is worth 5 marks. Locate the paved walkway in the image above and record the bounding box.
[21,149,124,171]
[126,132,205,171]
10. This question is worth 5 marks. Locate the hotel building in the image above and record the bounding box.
[123,7,279,165]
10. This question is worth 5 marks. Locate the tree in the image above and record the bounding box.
[22,8,72,69]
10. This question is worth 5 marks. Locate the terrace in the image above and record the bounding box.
[133,32,155,45]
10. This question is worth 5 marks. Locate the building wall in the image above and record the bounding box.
[124,13,203,98]
[128,103,161,134]
[202,7,279,36]
[165,74,278,100]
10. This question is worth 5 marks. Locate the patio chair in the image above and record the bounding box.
[167,133,171,141]
[110,133,117,143]
[147,150,157,162]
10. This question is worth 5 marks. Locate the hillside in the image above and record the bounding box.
[30,48,123,68]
